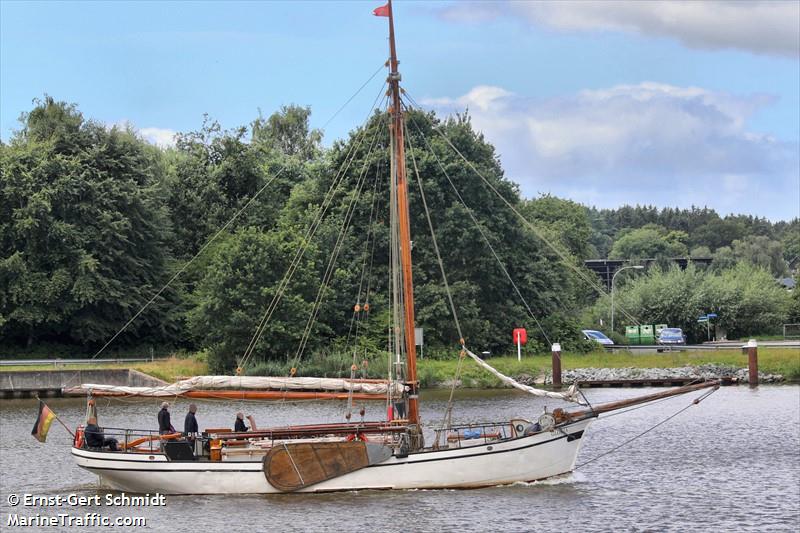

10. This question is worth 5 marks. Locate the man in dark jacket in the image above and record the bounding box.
[184,404,199,436]
[234,412,257,432]
[84,417,118,451]
[234,412,248,432]
[158,402,174,434]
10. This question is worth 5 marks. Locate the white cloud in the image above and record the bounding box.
[439,1,800,57]
[105,121,177,148]
[423,82,799,220]
[138,127,177,148]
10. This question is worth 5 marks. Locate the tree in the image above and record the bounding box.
[689,218,745,250]
[778,219,799,274]
[520,195,594,260]
[251,105,322,161]
[589,263,792,340]
[0,96,176,347]
[711,246,737,272]
[732,235,788,277]
[187,227,320,372]
[280,109,590,353]
[608,224,688,260]
[690,246,712,258]
[165,115,312,258]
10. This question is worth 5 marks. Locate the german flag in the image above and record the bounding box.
[31,400,56,443]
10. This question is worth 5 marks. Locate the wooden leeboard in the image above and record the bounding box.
[264,441,382,492]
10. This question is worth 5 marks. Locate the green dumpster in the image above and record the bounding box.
[654,324,668,336]
[625,325,640,345]
[640,324,655,345]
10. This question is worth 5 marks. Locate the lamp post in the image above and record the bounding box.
[611,265,645,334]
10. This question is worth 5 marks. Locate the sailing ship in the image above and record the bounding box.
[70,1,718,494]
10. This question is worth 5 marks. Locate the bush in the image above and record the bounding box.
[589,263,792,342]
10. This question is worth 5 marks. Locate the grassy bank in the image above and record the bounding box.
[417,347,800,387]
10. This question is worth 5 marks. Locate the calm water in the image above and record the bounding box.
[1,386,798,532]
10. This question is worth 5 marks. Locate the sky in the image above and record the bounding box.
[1,0,798,221]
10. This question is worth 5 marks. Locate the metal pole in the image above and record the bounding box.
[611,281,615,334]
[551,343,562,390]
[517,337,521,362]
[746,339,758,387]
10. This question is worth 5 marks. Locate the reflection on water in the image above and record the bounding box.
[1,386,798,532]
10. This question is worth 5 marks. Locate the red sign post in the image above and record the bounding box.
[513,328,527,361]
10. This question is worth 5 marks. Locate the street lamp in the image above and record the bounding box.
[611,265,645,333]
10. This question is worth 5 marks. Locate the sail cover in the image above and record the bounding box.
[69,376,403,397]
[465,349,584,404]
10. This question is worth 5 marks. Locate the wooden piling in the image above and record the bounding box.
[746,339,758,387]
[552,343,562,390]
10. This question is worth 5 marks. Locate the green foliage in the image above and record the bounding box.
[731,235,789,277]
[313,110,589,352]
[586,204,792,261]
[609,224,688,260]
[1,96,177,346]
[187,227,320,373]
[690,246,712,258]
[788,289,800,323]
[589,263,792,340]
[251,104,322,161]
[711,246,737,272]
[520,195,594,260]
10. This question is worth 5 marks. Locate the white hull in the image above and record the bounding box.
[72,419,592,494]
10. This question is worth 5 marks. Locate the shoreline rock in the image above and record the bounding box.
[546,364,784,384]
[431,364,785,388]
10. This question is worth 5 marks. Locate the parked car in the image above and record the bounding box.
[657,328,685,345]
[582,330,614,346]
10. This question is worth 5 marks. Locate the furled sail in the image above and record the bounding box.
[464,349,584,404]
[67,376,403,398]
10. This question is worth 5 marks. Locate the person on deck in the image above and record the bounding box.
[184,404,198,437]
[84,417,118,451]
[234,412,257,432]
[158,402,175,434]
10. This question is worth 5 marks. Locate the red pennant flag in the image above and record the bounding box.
[373,4,389,17]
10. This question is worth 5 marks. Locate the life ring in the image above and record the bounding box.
[74,427,84,448]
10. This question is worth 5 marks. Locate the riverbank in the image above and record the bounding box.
[416,348,799,387]
[1,347,797,388]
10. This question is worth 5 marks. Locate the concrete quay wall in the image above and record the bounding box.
[0,369,166,398]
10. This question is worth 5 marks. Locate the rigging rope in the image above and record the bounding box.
[576,386,718,468]
[404,118,467,430]
[403,118,463,343]
[403,104,553,346]
[320,61,388,132]
[345,163,382,348]
[238,86,389,372]
[289,117,387,369]
[84,63,391,374]
[88,166,287,362]
[402,92,641,327]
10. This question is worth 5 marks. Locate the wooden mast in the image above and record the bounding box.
[386,0,419,426]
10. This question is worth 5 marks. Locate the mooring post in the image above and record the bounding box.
[746,339,758,387]
[552,343,562,390]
